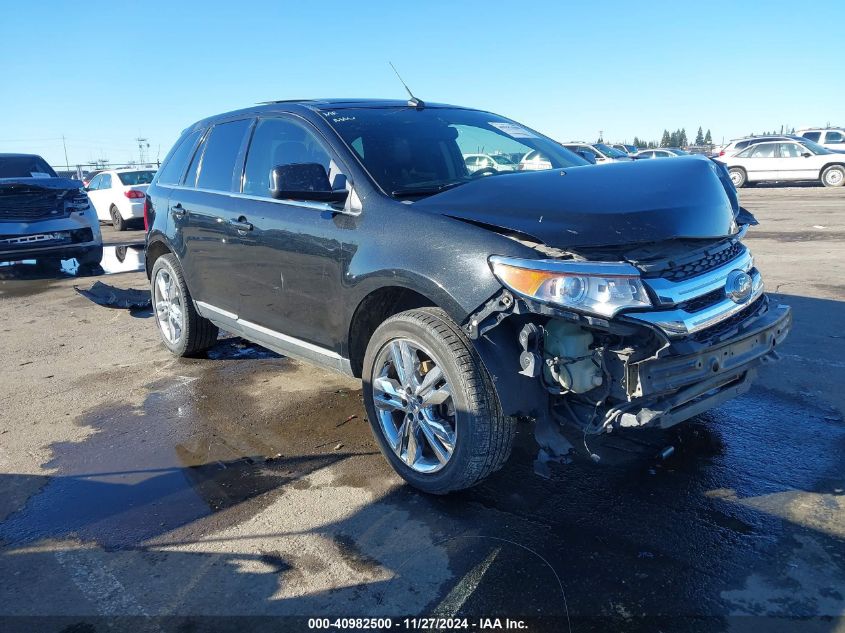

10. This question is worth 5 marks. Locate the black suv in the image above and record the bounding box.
[145,99,791,493]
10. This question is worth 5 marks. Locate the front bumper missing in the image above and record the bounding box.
[618,303,791,429]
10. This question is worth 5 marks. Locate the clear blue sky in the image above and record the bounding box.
[1,0,842,167]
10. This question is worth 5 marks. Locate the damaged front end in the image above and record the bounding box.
[466,232,792,468]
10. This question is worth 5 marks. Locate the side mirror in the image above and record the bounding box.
[577,150,597,164]
[802,152,812,158]
[270,163,348,204]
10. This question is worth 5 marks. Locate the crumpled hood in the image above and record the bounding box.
[413,156,739,249]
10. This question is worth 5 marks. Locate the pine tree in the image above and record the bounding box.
[679,128,688,147]
[704,129,712,144]
[660,130,671,147]
[695,127,704,145]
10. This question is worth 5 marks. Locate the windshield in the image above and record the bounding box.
[321,107,587,197]
[0,155,57,179]
[117,170,156,185]
[799,139,833,155]
[594,143,627,158]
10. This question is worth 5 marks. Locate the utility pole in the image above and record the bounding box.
[62,135,70,173]
[136,137,149,164]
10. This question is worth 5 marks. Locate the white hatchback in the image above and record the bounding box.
[85,168,156,231]
[716,139,845,188]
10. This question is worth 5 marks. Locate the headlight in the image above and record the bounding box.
[489,255,651,317]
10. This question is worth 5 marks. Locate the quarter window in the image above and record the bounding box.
[157,129,202,185]
[825,131,844,144]
[196,119,251,192]
[242,118,333,197]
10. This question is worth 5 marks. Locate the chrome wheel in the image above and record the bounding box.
[372,339,457,474]
[153,268,184,345]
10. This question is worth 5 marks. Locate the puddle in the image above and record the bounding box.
[0,358,374,549]
[0,243,145,279]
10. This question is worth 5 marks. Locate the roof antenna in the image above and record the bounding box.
[389,62,424,109]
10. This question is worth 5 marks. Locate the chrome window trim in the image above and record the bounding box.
[162,184,356,215]
[644,249,753,306]
[626,270,764,337]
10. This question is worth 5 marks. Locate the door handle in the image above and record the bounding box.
[229,217,253,232]
[171,203,187,218]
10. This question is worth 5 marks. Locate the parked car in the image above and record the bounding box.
[634,148,690,159]
[463,153,518,173]
[717,135,798,158]
[796,128,845,150]
[86,168,156,230]
[715,138,845,187]
[611,144,637,155]
[145,99,790,493]
[562,142,633,164]
[0,153,102,266]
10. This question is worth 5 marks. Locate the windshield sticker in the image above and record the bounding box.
[489,122,538,139]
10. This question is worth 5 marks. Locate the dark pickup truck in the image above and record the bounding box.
[145,99,791,493]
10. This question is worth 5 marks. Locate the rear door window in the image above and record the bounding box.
[157,129,203,185]
[801,131,821,143]
[195,119,251,192]
[100,173,113,189]
[749,143,777,158]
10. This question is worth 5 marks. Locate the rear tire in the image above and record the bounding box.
[150,253,218,357]
[110,205,125,231]
[362,307,515,494]
[821,165,845,188]
[728,167,747,188]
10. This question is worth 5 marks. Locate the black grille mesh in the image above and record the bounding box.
[662,241,744,282]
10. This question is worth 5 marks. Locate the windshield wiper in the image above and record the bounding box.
[391,180,468,198]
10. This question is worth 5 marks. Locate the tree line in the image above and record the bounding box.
[630,126,712,149]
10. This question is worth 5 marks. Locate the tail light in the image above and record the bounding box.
[124,189,145,199]
[719,150,726,156]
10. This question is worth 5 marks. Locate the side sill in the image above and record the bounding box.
[194,300,355,377]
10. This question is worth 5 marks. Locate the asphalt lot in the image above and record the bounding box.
[1,186,844,632]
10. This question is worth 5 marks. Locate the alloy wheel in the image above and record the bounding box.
[153,268,184,344]
[372,339,457,473]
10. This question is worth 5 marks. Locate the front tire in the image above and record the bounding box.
[110,205,125,231]
[821,165,845,187]
[150,254,218,357]
[362,307,514,494]
[729,167,747,188]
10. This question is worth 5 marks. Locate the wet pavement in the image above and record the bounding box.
[1,201,844,631]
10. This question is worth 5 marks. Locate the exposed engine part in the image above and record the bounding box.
[542,320,603,393]
[518,323,541,377]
